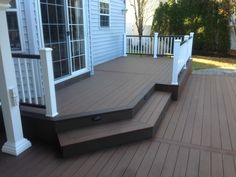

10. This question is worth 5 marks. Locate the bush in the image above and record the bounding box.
[152,0,231,54]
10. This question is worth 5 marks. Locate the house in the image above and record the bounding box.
[0,0,194,157]
[7,0,126,82]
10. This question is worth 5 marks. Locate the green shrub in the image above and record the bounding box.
[151,0,231,54]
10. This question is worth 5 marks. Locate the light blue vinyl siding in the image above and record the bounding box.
[90,0,125,65]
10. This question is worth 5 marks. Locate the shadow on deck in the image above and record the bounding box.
[18,55,191,157]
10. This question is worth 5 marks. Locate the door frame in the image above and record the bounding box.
[36,0,90,84]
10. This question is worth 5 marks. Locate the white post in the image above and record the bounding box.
[189,32,194,60]
[40,48,58,117]
[0,0,31,156]
[123,33,127,57]
[153,32,158,58]
[183,35,189,69]
[172,39,181,85]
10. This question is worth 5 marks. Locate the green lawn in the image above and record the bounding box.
[192,55,236,71]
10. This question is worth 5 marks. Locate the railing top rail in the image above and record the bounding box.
[12,53,40,60]
[158,35,185,37]
[126,35,154,37]
[180,39,189,46]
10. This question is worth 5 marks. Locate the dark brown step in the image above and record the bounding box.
[57,91,171,157]
[54,83,155,132]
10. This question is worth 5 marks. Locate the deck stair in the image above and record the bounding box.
[57,91,171,157]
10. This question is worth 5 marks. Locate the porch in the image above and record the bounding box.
[1,74,236,177]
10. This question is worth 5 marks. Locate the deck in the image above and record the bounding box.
[1,74,236,177]
[56,56,172,118]
[17,55,191,155]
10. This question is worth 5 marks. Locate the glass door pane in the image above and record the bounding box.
[68,0,86,72]
[40,0,70,79]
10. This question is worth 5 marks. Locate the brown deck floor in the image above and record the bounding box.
[56,56,172,117]
[1,74,236,177]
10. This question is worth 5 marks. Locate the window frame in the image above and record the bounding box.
[99,0,110,28]
[6,0,24,52]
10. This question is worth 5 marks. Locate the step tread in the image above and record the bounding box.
[58,91,171,148]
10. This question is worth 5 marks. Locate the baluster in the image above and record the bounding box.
[17,58,25,103]
[24,59,32,103]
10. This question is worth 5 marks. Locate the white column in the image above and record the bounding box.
[153,32,158,58]
[40,48,58,117]
[123,33,127,57]
[0,0,31,156]
[183,35,189,69]
[189,32,194,59]
[172,39,181,85]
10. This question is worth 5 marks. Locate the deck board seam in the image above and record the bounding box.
[153,138,236,156]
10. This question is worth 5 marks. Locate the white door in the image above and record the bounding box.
[40,0,86,80]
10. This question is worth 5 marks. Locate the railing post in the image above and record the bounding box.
[123,33,127,57]
[40,48,58,117]
[172,39,181,85]
[183,35,189,69]
[153,32,158,58]
[0,0,31,156]
[189,32,194,60]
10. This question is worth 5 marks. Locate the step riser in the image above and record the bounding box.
[62,127,152,157]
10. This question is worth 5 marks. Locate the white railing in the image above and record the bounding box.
[13,53,45,106]
[126,33,185,57]
[172,33,194,85]
[126,35,154,55]
[157,35,185,56]
[12,48,58,117]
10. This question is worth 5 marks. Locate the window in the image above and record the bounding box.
[100,0,110,27]
[6,0,21,51]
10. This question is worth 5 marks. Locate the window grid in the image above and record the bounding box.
[41,1,69,78]
[100,1,110,27]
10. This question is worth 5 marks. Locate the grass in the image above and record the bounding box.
[192,55,236,71]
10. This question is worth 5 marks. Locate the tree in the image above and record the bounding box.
[152,0,231,53]
[130,0,156,36]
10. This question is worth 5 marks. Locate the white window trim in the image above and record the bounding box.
[6,0,25,53]
[99,0,110,28]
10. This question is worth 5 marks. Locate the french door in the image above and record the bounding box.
[40,0,86,80]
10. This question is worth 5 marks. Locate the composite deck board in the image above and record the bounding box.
[159,144,179,177]
[84,149,116,177]
[172,147,189,177]
[96,146,128,177]
[2,75,236,177]
[216,76,232,150]
[147,143,169,177]
[181,73,201,144]
[135,141,160,177]
[186,149,200,177]
[162,76,194,140]
[210,77,221,149]
[223,76,236,151]
[110,143,140,177]
[122,141,151,177]
[199,151,211,177]
[211,152,224,177]
[171,75,197,142]
[190,75,205,146]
